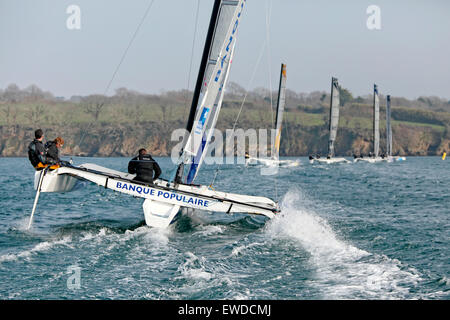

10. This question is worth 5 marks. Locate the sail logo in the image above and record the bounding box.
[214,0,245,83]
[194,107,210,135]
[115,182,210,208]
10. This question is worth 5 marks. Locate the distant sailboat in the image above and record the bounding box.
[246,63,300,168]
[354,84,387,163]
[310,77,349,164]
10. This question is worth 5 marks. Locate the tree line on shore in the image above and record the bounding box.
[0,83,449,157]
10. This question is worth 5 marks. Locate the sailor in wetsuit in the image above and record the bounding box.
[128,148,162,184]
[28,129,48,170]
[45,137,64,164]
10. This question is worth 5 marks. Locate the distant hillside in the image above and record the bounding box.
[0,84,449,157]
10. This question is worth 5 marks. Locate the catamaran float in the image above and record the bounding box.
[28,0,279,230]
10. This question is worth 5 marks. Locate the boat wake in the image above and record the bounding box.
[266,189,423,299]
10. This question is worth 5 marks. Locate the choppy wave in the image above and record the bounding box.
[266,189,423,299]
[1,157,448,299]
[0,236,72,263]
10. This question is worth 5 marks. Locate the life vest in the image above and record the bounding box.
[35,162,60,170]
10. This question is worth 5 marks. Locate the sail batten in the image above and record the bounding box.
[327,77,340,158]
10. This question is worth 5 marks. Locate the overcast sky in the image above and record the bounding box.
[1,0,449,100]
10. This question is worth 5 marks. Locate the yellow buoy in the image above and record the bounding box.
[443,152,447,160]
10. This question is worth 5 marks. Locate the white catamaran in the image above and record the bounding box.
[354,84,388,163]
[245,63,300,168]
[309,77,350,164]
[28,0,279,230]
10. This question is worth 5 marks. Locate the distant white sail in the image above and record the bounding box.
[386,95,392,157]
[327,77,340,158]
[272,63,287,161]
[373,84,380,157]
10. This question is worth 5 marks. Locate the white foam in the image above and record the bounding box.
[266,189,422,299]
[0,236,72,263]
[80,227,108,242]
[195,225,224,237]
[177,252,213,281]
[230,242,264,257]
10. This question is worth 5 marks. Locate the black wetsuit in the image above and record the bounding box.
[28,139,47,168]
[128,154,162,184]
[45,141,60,164]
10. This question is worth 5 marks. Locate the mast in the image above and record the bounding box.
[373,84,380,157]
[386,95,392,157]
[327,77,340,158]
[272,63,287,160]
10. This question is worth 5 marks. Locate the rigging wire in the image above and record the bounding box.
[77,0,156,149]
[265,0,275,133]
[265,0,279,202]
[209,36,268,188]
[183,0,201,120]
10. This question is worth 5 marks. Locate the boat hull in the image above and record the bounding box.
[353,157,389,163]
[34,169,78,192]
[245,157,300,167]
[36,163,278,228]
[143,200,181,228]
[310,157,349,164]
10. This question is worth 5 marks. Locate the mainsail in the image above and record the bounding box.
[176,0,245,184]
[327,77,340,158]
[271,63,287,161]
[386,94,392,157]
[373,84,380,157]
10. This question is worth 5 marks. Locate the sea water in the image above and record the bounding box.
[0,156,448,299]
